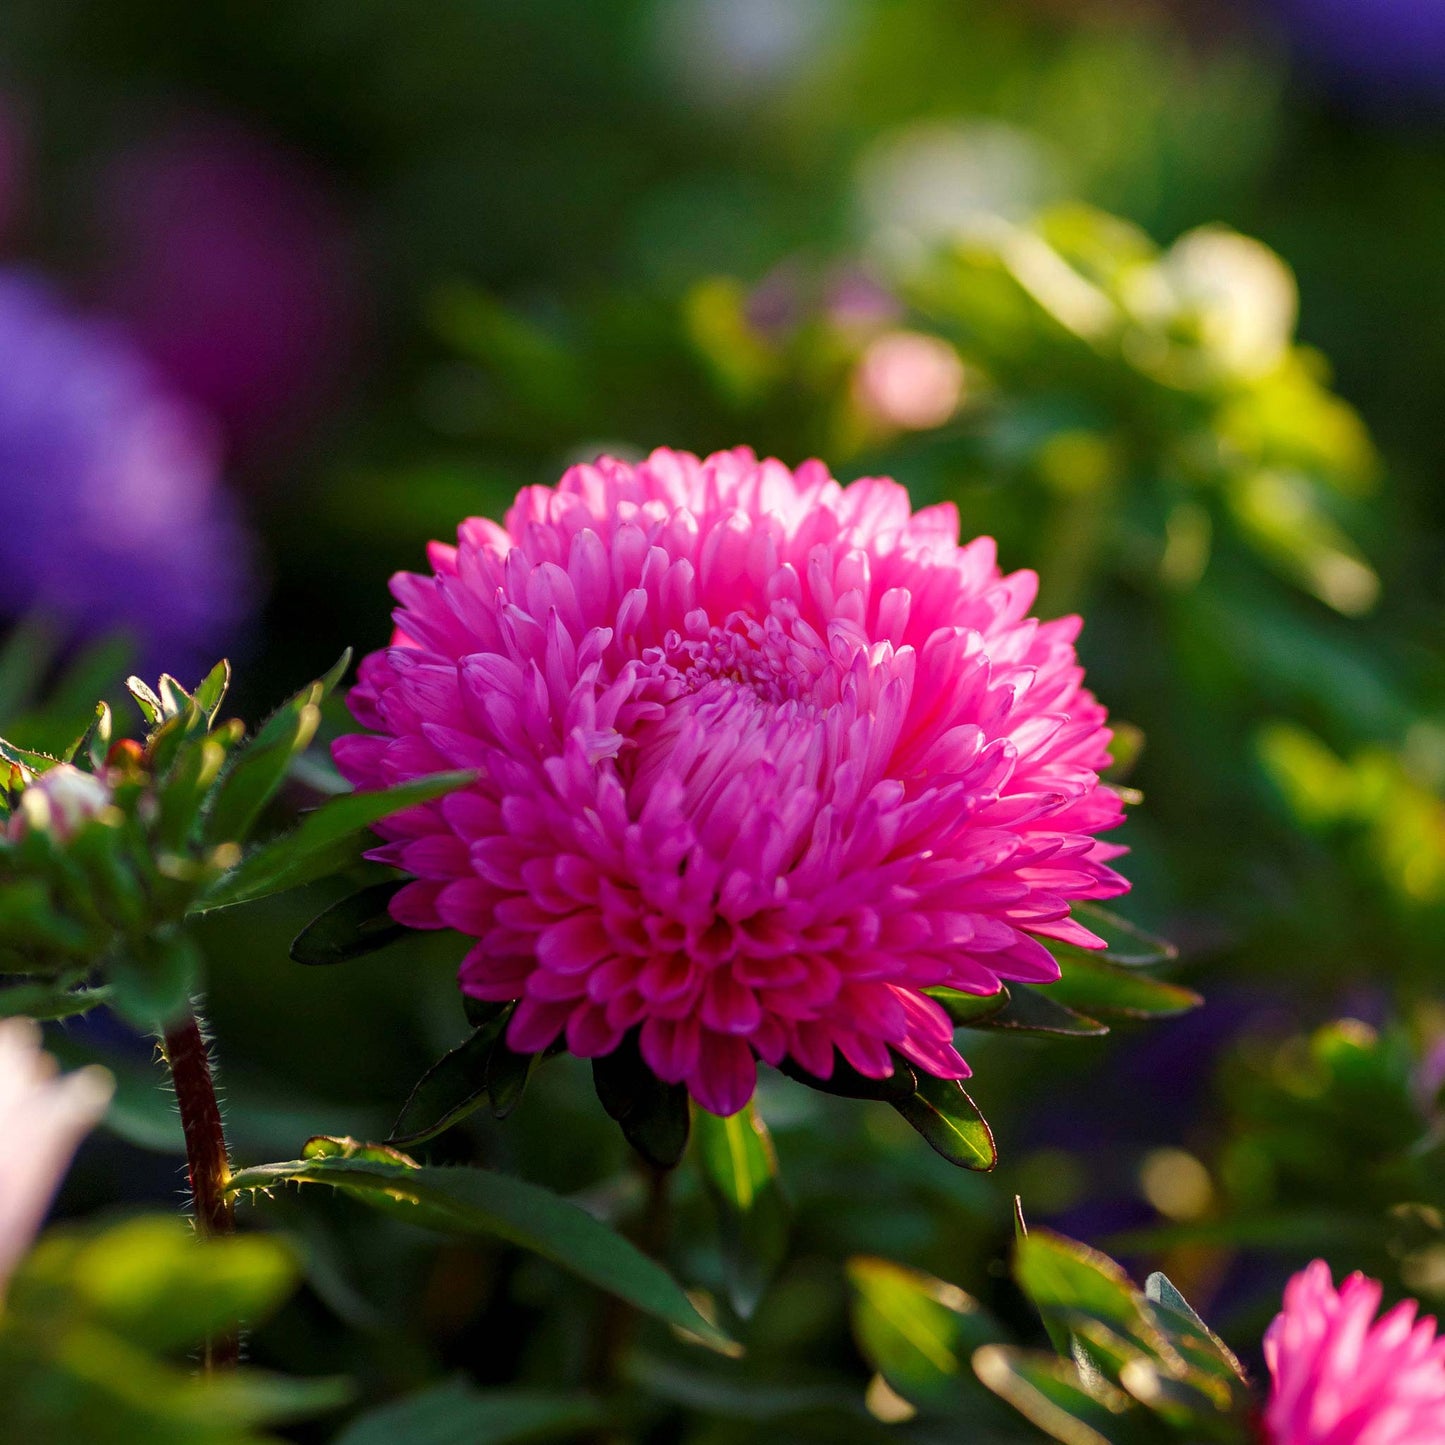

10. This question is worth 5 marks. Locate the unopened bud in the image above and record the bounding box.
[9,764,114,843]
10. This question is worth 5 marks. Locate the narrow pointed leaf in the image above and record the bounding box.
[198,771,473,910]
[291,883,408,965]
[225,1154,736,1352]
[192,660,231,724]
[0,980,112,1020]
[693,1103,789,1317]
[777,1054,917,1102]
[1069,904,1178,966]
[969,985,1108,1037]
[848,1257,1002,1410]
[593,1036,690,1167]
[925,986,1010,1027]
[1048,956,1200,1019]
[125,677,163,726]
[974,1346,1136,1445]
[205,695,322,845]
[486,1039,539,1121]
[389,1017,507,1147]
[891,1075,996,1171]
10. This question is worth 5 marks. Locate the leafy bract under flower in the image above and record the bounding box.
[1265,1260,1445,1445]
[335,447,1127,1115]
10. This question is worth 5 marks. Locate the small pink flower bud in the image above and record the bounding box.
[10,764,113,843]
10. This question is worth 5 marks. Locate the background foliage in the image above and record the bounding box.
[2,0,1444,1439]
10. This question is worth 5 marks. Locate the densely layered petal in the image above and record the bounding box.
[338,447,1127,1114]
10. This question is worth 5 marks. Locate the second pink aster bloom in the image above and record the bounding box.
[1264,1260,1445,1445]
[336,447,1127,1116]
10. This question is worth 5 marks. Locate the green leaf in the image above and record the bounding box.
[962,985,1108,1038]
[486,1037,539,1120]
[1048,955,1201,1019]
[315,648,354,699]
[291,882,408,965]
[777,1054,918,1102]
[192,660,232,724]
[1014,1231,1176,1368]
[16,1216,300,1353]
[199,771,474,911]
[973,1345,1138,1445]
[390,1015,508,1147]
[71,701,113,770]
[1144,1274,1250,1392]
[593,1035,690,1168]
[125,676,164,726]
[156,674,194,719]
[925,986,1010,1027]
[693,1103,789,1317]
[226,1154,736,1353]
[1069,904,1178,967]
[108,933,201,1030]
[847,1257,1001,1410]
[205,690,323,845]
[891,1074,996,1171]
[334,1378,604,1445]
[0,979,112,1020]
[0,735,62,779]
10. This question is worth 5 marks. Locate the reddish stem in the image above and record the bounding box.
[161,1008,238,1368]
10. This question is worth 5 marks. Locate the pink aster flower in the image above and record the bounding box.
[1263,1260,1445,1445]
[335,447,1127,1116]
[0,1018,112,1303]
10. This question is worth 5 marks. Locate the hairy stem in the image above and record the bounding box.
[160,1006,237,1368]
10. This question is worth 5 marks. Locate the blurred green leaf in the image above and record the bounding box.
[108,932,201,1031]
[334,1378,603,1445]
[17,1216,299,1353]
[973,1345,1138,1445]
[847,1257,1001,1411]
[0,978,111,1020]
[693,1103,789,1318]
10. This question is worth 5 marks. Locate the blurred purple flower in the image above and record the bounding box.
[0,271,254,675]
[1271,0,1445,101]
[94,118,361,451]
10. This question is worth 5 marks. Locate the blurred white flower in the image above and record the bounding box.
[856,121,1057,268]
[0,1018,112,1302]
[655,0,845,108]
[1160,226,1298,379]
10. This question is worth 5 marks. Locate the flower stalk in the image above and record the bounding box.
[160,1006,237,1368]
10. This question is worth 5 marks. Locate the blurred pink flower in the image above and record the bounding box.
[94,118,360,450]
[0,1019,111,1302]
[336,447,1126,1115]
[1264,1260,1445,1444]
[854,330,965,431]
